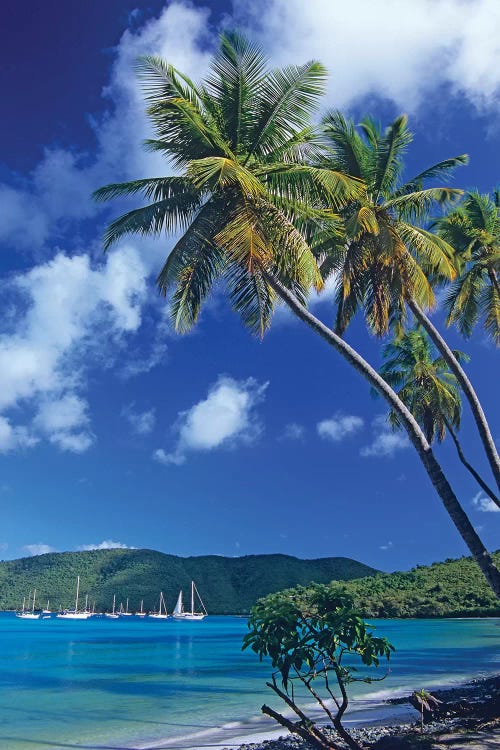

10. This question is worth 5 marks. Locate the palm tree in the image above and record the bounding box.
[94,34,500,597]
[437,190,500,344]
[380,327,499,508]
[320,114,500,492]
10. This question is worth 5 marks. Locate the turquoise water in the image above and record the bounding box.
[0,614,498,749]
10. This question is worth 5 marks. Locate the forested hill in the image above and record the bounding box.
[0,549,377,613]
[338,551,500,617]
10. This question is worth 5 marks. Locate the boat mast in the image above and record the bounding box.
[112,594,116,615]
[32,589,37,613]
[191,581,194,615]
[75,576,80,613]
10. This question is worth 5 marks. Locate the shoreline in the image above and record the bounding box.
[139,674,499,750]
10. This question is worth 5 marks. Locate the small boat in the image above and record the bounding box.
[56,577,92,619]
[42,599,51,615]
[120,598,132,616]
[105,594,119,619]
[16,590,40,619]
[172,581,207,621]
[135,600,146,617]
[148,591,169,619]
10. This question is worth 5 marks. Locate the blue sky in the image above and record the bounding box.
[0,0,499,571]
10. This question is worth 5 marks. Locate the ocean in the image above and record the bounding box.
[0,614,498,749]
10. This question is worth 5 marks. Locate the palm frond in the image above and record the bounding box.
[371,114,413,199]
[480,281,500,345]
[444,266,484,338]
[187,156,264,197]
[247,61,327,160]
[386,188,462,222]
[395,154,468,195]
[321,111,369,179]
[93,176,199,203]
[204,31,268,152]
[395,223,457,280]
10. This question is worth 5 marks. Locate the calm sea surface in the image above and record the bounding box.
[0,614,498,749]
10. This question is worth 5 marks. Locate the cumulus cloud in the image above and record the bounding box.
[22,544,57,557]
[234,0,500,113]
[155,375,268,465]
[77,540,136,551]
[360,415,410,458]
[317,414,364,442]
[472,491,500,513]
[380,541,394,551]
[0,247,147,454]
[122,403,156,435]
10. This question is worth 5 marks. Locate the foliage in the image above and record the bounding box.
[437,190,500,345]
[380,325,465,443]
[412,688,442,732]
[318,112,467,337]
[95,32,362,337]
[243,584,393,750]
[0,549,376,614]
[335,551,500,618]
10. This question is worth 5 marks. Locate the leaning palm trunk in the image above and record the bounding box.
[266,274,500,597]
[408,299,500,492]
[443,418,500,510]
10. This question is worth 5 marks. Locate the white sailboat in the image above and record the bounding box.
[16,590,40,619]
[148,591,169,619]
[135,599,146,617]
[120,597,132,616]
[172,581,207,621]
[105,594,119,619]
[42,599,51,615]
[56,576,92,619]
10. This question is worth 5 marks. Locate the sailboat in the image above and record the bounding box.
[172,581,207,621]
[42,599,51,615]
[105,594,119,619]
[56,577,92,619]
[16,590,40,619]
[120,597,132,616]
[135,599,146,617]
[148,591,169,619]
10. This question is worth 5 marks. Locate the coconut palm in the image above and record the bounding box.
[95,34,500,596]
[437,190,500,344]
[320,114,500,492]
[380,327,499,508]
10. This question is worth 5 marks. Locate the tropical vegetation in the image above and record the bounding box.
[244,585,394,750]
[94,33,500,596]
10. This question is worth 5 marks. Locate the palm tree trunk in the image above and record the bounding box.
[443,418,500,510]
[266,274,500,597]
[408,298,500,492]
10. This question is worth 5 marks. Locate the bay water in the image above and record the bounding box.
[0,614,498,749]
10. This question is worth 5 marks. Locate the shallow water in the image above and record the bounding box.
[0,614,498,749]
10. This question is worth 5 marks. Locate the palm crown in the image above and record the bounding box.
[94,32,363,336]
[437,190,500,345]
[316,112,467,336]
[380,326,465,443]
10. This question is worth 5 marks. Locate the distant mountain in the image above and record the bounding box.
[0,549,378,613]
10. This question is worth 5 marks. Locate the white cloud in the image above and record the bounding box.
[472,491,500,513]
[234,0,500,113]
[281,422,305,440]
[380,541,393,551]
[361,415,410,458]
[34,395,94,453]
[122,404,156,435]
[22,544,57,557]
[0,247,147,454]
[317,414,363,442]
[77,540,135,551]
[155,375,268,465]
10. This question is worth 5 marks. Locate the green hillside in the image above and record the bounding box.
[335,551,500,617]
[0,549,377,613]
